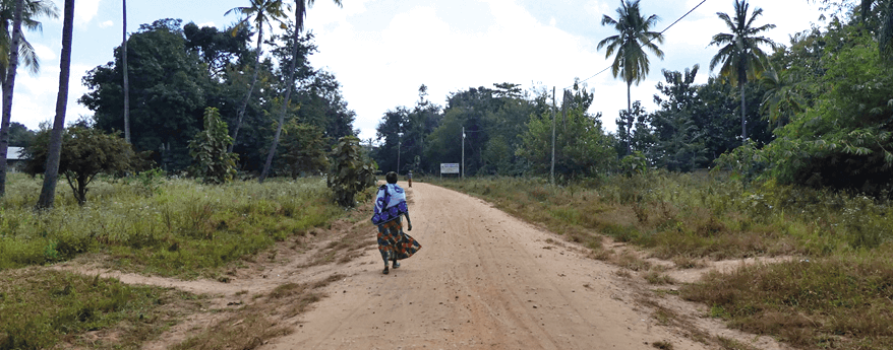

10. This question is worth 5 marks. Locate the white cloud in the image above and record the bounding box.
[32,43,57,61]
[13,64,93,130]
[76,0,102,26]
[99,20,114,28]
[310,0,616,139]
[197,22,216,28]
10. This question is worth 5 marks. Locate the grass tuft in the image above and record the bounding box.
[652,340,674,350]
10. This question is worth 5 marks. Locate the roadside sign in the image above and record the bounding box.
[440,163,460,175]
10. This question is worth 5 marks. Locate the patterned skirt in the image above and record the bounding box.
[377,217,421,263]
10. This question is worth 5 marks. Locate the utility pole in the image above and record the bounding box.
[396,134,401,174]
[550,86,556,186]
[461,126,465,179]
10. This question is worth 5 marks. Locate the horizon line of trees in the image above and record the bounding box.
[369,0,893,198]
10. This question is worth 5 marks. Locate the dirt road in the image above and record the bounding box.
[262,182,710,350]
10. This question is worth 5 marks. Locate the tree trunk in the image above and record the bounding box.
[229,25,264,154]
[740,81,747,141]
[123,0,130,143]
[0,0,25,198]
[259,4,304,183]
[36,0,75,210]
[626,80,632,155]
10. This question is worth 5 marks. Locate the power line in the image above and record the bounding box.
[566,0,711,90]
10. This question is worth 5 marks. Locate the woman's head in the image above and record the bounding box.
[386,171,398,184]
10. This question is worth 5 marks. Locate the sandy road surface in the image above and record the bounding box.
[261,182,710,350]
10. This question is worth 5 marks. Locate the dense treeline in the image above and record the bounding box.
[79,18,357,174]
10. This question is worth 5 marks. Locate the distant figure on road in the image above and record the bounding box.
[371,171,422,274]
[407,170,413,188]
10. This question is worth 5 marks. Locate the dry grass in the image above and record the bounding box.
[671,256,707,269]
[715,336,759,350]
[652,340,674,350]
[301,198,378,268]
[643,271,676,285]
[171,274,345,350]
[682,255,893,350]
[612,250,652,272]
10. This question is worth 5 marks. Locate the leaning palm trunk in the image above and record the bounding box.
[229,25,264,154]
[36,0,74,209]
[0,0,25,198]
[259,2,304,183]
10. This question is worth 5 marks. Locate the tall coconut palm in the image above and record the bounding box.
[597,0,664,114]
[0,0,57,196]
[0,0,58,78]
[597,0,663,155]
[36,0,73,209]
[709,0,776,141]
[225,0,290,154]
[122,0,129,143]
[259,0,342,183]
[0,0,23,197]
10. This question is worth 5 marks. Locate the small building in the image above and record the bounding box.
[6,147,27,172]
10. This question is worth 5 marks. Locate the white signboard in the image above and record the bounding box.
[440,163,460,174]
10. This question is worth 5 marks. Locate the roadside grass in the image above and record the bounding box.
[429,173,893,260]
[0,173,348,278]
[427,173,893,349]
[0,268,200,350]
[171,274,345,350]
[682,254,893,350]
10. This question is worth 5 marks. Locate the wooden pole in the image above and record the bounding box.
[461,126,465,179]
[550,86,556,186]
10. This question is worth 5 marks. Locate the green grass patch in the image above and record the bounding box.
[0,173,347,278]
[0,268,198,350]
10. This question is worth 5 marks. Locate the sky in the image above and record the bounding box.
[15,0,826,141]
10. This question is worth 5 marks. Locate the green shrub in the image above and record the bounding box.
[188,107,238,185]
[327,136,376,207]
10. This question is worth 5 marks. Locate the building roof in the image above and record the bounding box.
[7,147,27,160]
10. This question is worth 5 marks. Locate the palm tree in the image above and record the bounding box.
[862,0,893,59]
[709,0,776,140]
[36,0,73,209]
[597,0,664,114]
[225,0,290,154]
[259,0,342,183]
[759,67,805,129]
[122,0,129,143]
[0,0,23,197]
[0,0,57,196]
[0,0,59,78]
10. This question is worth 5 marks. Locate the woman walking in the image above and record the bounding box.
[371,171,422,274]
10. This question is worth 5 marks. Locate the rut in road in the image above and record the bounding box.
[261,182,712,350]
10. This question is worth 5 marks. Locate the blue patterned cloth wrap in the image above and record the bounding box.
[371,184,408,225]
